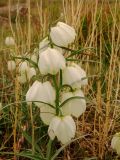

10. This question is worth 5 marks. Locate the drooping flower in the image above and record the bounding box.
[39,37,63,54]
[26,81,56,125]
[48,115,76,144]
[61,89,86,118]
[26,81,55,107]
[39,37,49,53]
[50,22,76,47]
[111,132,120,155]
[28,67,36,78]
[7,60,16,71]
[62,63,88,89]
[18,62,36,83]
[38,47,66,75]
[19,61,29,73]
[5,36,15,46]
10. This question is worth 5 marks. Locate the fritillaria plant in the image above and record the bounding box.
[26,21,88,158]
[8,21,88,159]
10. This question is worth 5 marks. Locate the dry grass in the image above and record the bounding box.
[0,0,120,159]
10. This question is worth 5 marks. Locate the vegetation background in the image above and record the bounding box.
[0,0,119,159]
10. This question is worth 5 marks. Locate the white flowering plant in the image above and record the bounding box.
[7,21,89,159]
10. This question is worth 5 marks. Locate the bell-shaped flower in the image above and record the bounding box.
[39,37,49,53]
[8,60,16,71]
[111,132,120,155]
[62,63,88,89]
[40,105,56,125]
[26,81,55,107]
[19,61,29,73]
[50,22,76,47]
[39,37,63,54]
[18,74,27,84]
[18,62,36,83]
[61,90,86,118]
[5,36,15,46]
[28,67,36,79]
[48,115,76,144]
[38,47,66,75]
[18,67,36,84]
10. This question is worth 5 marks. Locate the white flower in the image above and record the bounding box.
[48,115,76,144]
[18,74,27,84]
[28,67,36,79]
[50,22,76,47]
[62,63,88,89]
[39,37,63,54]
[61,90,86,118]
[8,60,16,71]
[111,133,120,155]
[26,81,55,107]
[38,47,66,75]
[39,37,49,53]
[18,67,36,83]
[5,36,15,46]
[40,105,56,125]
[19,61,29,73]
[18,62,36,83]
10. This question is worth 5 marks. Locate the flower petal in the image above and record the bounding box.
[40,105,56,125]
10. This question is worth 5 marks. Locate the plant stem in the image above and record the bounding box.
[29,104,35,155]
[46,139,52,160]
[60,69,62,87]
[53,75,59,116]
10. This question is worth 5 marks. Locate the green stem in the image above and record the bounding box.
[53,75,59,116]
[46,139,52,160]
[48,26,53,48]
[60,69,62,87]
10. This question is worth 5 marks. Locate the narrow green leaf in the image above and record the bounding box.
[12,56,38,68]
[3,100,55,109]
[46,139,53,160]
[0,151,46,160]
[67,47,96,58]
[22,131,44,157]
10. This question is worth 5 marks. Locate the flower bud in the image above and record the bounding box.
[5,36,15,46]
[8,60,16,71]
[18,62,36,83]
